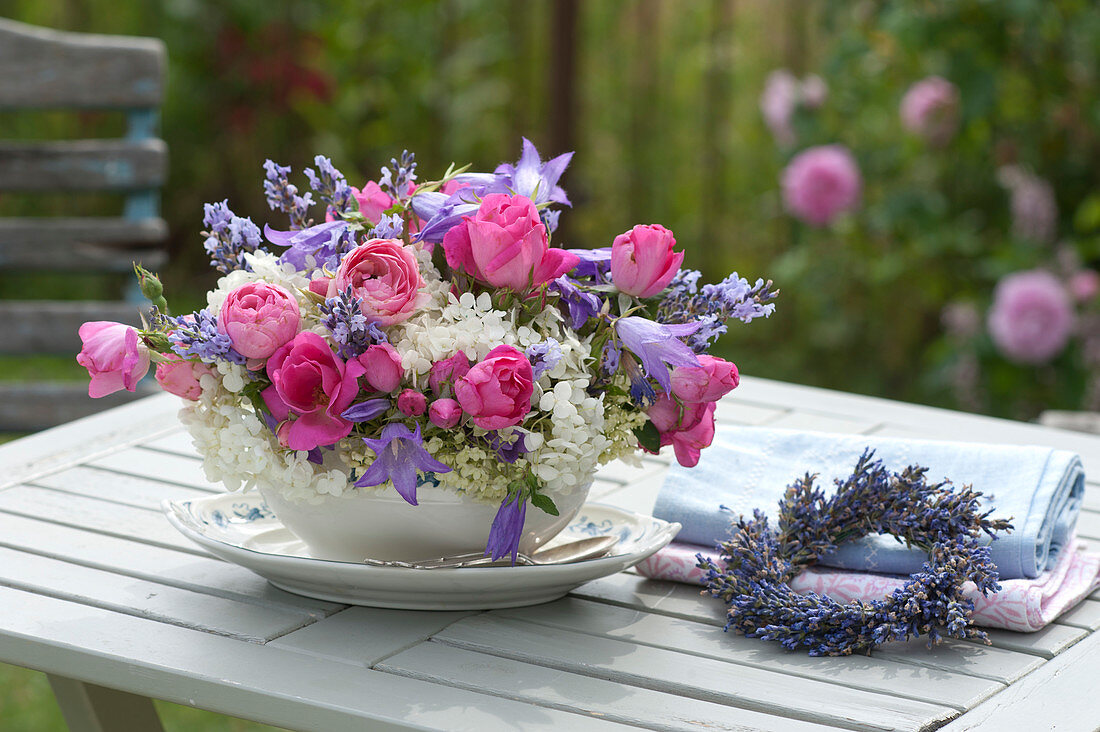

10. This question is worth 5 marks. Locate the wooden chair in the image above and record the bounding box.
[0,18,168,432]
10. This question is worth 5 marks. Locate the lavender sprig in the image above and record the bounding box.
[304,155,354,215]
[700,451,1012,656]
[319,286,388,359]
[263,159,314,230]
[657,270,779,353]
[167,310,246,365]
[202,200,263,274]
[367,213,404,241]
[379,150,417,201]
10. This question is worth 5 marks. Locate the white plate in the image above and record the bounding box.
[163,492,680,610]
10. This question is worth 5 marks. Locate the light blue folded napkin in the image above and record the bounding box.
[653,426,1085,579]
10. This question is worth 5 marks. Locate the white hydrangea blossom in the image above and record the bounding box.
[179,247,643,505]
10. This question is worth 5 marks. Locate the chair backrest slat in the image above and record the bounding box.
[0,18,164,110]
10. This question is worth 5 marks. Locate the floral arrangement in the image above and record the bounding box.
[701,452,1012,656]
[76,139,777,562]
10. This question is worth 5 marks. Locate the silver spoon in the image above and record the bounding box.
[363,534,619,569]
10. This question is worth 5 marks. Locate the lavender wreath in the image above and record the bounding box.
[699,451,1014,656]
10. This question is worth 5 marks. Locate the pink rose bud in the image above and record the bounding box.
[428,398,463,429]
[397,388,427,417]
[155,354,212,400]
[358,343,404,393]
[670,355,739,404]
[781,145,862,227]
[610,224,684,298]
[646,395,717,468]
[308,277,331,297]
[428,351,471,395]
[454,344,534,430]
[262,332,364,450]
[442,193,579,292]
[330,238,429,325]
[218,282,300,360]
[76,321,151,398]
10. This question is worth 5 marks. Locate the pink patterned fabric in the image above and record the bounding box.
[636,539,1100,632]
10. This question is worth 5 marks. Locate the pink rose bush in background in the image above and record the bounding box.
[781,145,862,227]
[987,270,1074,365]
[760,69,829,146]
[900,76,960,146]
[77,141,776,563]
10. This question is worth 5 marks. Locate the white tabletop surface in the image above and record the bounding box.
[1,376,1099,731]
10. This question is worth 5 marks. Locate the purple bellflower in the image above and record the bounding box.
[486,431,529,464]
[567,247,612,280]
[341,398,391,423]
[492,137,573,207]
[485,489,528,564]
[550,276,603,330]
[412,188,481,244]
[615,316,701,393]
[355,423,451,506]
[265,220,353,272]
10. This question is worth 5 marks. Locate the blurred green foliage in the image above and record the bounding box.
[3,0,1099,420]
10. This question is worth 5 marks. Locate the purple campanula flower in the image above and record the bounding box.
[567,247,612,280]
[493,137,573,207]
[622,355,657,408]
[525,339,563,380]
[601,339,622,376]
[341,398,391,423]
[550,276,603,330]
[486,431,529,464]
[484,489,528,564]
[412,191,481,244]
[265,220,353,272]
[356,423,451,506]
[615,316,701,394]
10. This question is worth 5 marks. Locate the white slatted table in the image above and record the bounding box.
[2,376,1100,731]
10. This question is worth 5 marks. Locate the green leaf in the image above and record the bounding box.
[529,492,559,516]
[634,421,661,453]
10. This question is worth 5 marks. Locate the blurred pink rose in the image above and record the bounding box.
[397,388,427,417]
[670,355,740,404]
[218,282,300,360]
[610,224,684,298]
[442,193,579,292]
[999,166,1058,244]
[331,238,429,325]
[1070,270,1100,303]
[647,395,717,468]
[262,331,364,450]
[428,351,471,395]
[987,270,1074,365]
[800,74,828,109]
[781,145,862,227]
[760,70,799,146]
[900,76,960,146]
[428,398,463,429]
[359,343,404,393]
[155,355,212,400]
[76,321,151,398]
[454,345,534,430]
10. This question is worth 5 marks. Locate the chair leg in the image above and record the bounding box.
[47,674,165,732]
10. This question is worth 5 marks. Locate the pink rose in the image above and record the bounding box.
[442,193,579,292]
[610,224,684,298]
[359,343,404,393]
[647,395,717,468]
[218,282,300,360]
[781,145,862,227]
[428,398,463,429]
[76,321,151,398]
[155,354,212,400]
[987,270,1074,365]
[670,355,739,404]
[454,345,534,430]
[900,76,959,147]
[330,238,429,326]
[428,351,471,395]
[262,332,364,450]
[397,388,427,417]
[1070,270,1100,303]
[308,277,331,297]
